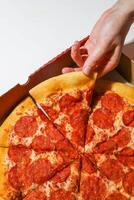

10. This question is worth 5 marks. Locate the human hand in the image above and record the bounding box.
[62,0,134,77]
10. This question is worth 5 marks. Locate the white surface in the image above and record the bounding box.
[0,0,134,95]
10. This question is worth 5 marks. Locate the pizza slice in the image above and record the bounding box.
[16,159,80,200]
[0,97,79,199]
[79,153,107,200]
[85,80,134,155]
[42,158,81,199]
[82,80,134,199]
[79,152,132,200]
[0,97,76,154]
[0,143,77,200]
[95,153,134,199]
[30,72,97,150]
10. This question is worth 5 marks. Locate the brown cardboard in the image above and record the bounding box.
[117,53,134,84]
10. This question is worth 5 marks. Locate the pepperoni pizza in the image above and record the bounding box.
[0,72,134,200]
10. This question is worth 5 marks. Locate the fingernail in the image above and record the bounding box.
[74,40,79,45]
[62,68,66,73]
[83,65,90,75]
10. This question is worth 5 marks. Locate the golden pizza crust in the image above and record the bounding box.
[29,71,97,102]
[0,147,17,200]
[96,79,134,104]
[0,97,36,147]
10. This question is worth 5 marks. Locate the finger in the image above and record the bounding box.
[62,67,75,74]
[83,45,108,76]
[82,54,88,62]
[74,67,82,72]
[71,41,84,67]
[79,46,88,55]
[98,46,122,78]
[62,67,82,74]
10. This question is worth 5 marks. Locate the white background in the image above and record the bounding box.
[0,0,134,95]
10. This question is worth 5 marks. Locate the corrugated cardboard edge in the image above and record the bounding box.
[117,53,134,84]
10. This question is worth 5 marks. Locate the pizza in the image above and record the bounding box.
[0,72,134,200]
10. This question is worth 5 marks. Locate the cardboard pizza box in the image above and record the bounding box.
[117,53,134,84]
[0,36,133,125]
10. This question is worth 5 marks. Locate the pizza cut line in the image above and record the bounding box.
[0,72,134,200]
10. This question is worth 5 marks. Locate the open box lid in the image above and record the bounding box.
[0,36,133,124]
[117,53,134,84]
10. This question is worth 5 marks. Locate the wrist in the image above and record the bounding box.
[115,0,134,23]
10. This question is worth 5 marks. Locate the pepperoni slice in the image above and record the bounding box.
[116,148,134,168]
[94,129,130,154]
[32,158,52,183]
[8,165,31,189]
[49,189,75,200]
[23,190,46,200]
[123,110,134,127]
[59,94,81,112]
[26,158,61,184]
[56,139,78,162]
[100,158,124,182]
[31,135,55,152]
[123,170,134,196]
[92,108,114,129]
[111,128,131,148]
[106,192,128,200]
[45,122,64,141]
[117,155,134,167]
[8,166,20,189]
[52,166,71,183]
[93,140,117,154]
[56,138,73,151]
[82,156,96,174]
[14,116,38,137]
[80,176,106,200]
[8,145,31,164]
[101,92,124,113]
[85,126,95,144]
[17,165,32,188]
[70,109,89,147]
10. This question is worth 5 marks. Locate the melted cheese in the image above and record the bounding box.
[30,151,59,165]
[46,151,59,165]
[30,150,37,161]
[43,181,53,197]
[114,111,124,131]
[65,123,73,133]
[54,113,66,125]
[5,154,15,170]
[95,154,107,166]
[105,179,122,192]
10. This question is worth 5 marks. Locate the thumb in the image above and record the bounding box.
[83,46,107,76]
